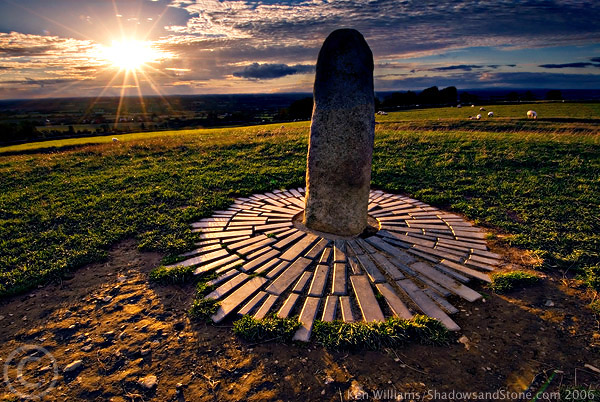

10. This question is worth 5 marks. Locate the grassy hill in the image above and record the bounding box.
[0,103,598,297]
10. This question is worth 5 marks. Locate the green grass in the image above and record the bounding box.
[149,264,195,284]
[188,277,220,321]
[232,315,301,342]
[489,271,541,293]
[0,102,599,297]
[313,315,451,350]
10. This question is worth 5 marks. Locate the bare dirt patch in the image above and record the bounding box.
[1,240,599,401]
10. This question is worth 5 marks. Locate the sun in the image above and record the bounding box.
[100,39,165,71]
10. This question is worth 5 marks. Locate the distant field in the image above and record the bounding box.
[0,102,598,297]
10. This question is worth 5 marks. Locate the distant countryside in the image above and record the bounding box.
[1,87,598,146]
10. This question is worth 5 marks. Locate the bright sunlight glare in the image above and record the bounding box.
[100,40,167,71]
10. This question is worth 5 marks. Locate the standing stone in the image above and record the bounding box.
[303,29,375,236]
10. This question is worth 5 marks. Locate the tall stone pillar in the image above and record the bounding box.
[303,29,375,236]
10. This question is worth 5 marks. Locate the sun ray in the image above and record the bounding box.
[114,70,130,130]
[131,69,148,118]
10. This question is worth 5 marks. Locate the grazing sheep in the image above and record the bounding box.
[457,104,462,108]
[479,107,486,111]
[376,111,388,115]
[471,104,475,107]
[527,110,537,119]
[476,114,482,120]
[112,138,119,142]
[488,111,494,117]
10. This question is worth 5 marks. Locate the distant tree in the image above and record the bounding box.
[288,97,313,120]
[382,91,417,107]
[418,86,440,104]
[506,92,520,102]
[545,90,563,100]
[460,92,479,104]
[68,125,75,135]
[439,86,458,104]
[523,91,536,101]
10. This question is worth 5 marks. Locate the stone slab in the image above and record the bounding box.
[334,240,347,262]
[277,292,301,318]
[253,294,279,320]
[375,282,413,319]
[409,262,482,302]
[280,233,319,261]
[292,271,313,293]
[238,291,267,315]
[293,297,321,342]
[273,230,305,250]
[356,254,386,283]
[423,289,459,314]
[339,296,355,322]
[206,272,250,300]
[211,276,269,323]
[332,262,348,295]
[304,238,330,260]
[308,264,329,297]
[350,275,385,322]
[265,257,312,295]
[241,249,280,272]
[198,230,253,240]
[347,256,363,275]
[370,253,405,280]
[194,254,242,276]
[168,248,229,268]
[264,260,290,279]
[322,295,338,322]
[395,279,460,331]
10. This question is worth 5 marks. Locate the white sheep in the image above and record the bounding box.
[479,107,486,111]
[488,112,494,117]
[476,114,482,120]
[112,138,119,142]
[527,110,537,119]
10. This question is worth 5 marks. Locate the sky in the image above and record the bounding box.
[0,0,599,99]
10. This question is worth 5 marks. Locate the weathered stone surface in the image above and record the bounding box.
[303,29,375,236]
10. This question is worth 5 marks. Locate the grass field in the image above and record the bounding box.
[0,103,598,297]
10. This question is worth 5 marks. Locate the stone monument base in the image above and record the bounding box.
[168,188,500,341]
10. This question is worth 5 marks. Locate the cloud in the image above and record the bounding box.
[539,62,600,68]
[431,64,485,72]
[232,63,314,80]
[591,57,600,63]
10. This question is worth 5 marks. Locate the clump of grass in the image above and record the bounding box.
[232,315,301,342]
[149,265,194,284]
[189,297,220,321]
[313,315,450,350]
[187,275,220,321]
[579,264,600,291]
[490,271,540,293]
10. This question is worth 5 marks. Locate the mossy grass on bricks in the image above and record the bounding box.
[313,316,451,350]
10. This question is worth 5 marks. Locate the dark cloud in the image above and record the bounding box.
[590,57,600,63]
[539,62,599,68]
[431,65,485,72]
[376,71,600,91]
[0,78,81,88]
[232,63,314,80]
[0,45,56,57]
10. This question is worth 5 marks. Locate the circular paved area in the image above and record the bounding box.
[167,188,500,341]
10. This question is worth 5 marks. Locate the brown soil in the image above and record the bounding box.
[1,239,599,402]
